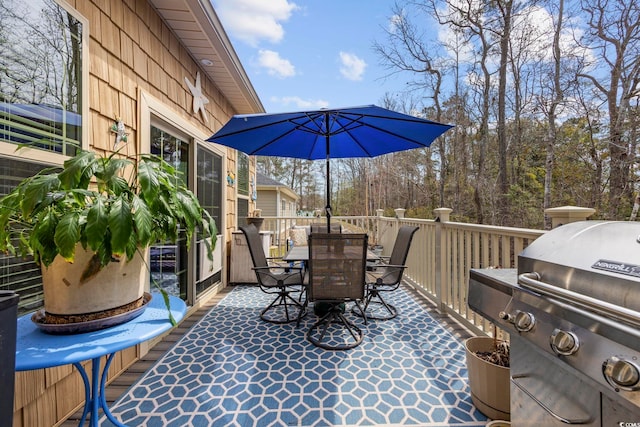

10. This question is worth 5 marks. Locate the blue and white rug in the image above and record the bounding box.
[105,285,487,426]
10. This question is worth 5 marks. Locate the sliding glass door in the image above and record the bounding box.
[149,125,190,300]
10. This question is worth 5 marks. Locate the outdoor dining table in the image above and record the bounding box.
[283,245,380,263]
[15,294,186,427]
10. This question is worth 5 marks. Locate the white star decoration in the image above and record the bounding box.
[185,71,209,122]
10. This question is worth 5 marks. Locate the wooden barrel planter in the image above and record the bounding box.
[465,336,511,421]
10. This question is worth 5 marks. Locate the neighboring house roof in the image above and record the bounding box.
[149,0,264,115]
[256,172,299,201]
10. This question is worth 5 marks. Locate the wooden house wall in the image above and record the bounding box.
[12,1,252,425]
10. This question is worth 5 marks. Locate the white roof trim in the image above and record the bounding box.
[149,0,264,114]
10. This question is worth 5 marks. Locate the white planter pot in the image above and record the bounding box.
[41,245,148,316]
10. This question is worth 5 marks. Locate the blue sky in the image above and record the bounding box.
[211,0,411,113]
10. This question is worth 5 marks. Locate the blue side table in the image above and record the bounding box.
[15,294,187,427]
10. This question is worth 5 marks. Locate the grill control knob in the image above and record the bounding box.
[513,311,535,332]
[498,311,511,322]
[550,329,579,356]
[603,357,640,391]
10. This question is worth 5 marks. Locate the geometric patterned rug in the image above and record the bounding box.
[104,285,488,426]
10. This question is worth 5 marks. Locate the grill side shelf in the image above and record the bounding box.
[468,268,517,326]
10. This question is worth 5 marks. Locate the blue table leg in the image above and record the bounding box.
[72,354,125,427]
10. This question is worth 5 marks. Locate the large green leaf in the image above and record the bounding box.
[132,194,153,246]
[31,209,58,265]
[0,192,23,227]
[125,233,138,261]
[97,157,131,185]
[54,211,81,261]
[59,150,96,190]
[85,197,108,250]
[108,195,132,255]
[21,175,60,218]
[107,175,131,196]
[137,161,159,205]
[176,191,198,231]
[204,211,218,242]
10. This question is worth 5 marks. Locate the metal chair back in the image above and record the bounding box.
[240,223,268,268]
[240,223,306,324]
[307,233,367,302]
[310,223,343,234]
[380,225,419,285]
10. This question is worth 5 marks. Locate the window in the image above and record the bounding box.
[197,148,222,233]
[196,146,222,295]
[237,152,250,227]
[237,198,249,227]
[237,153,249,196]
[0,0,86,316]
[150,126,189,180]
[0,0,84,155]
[0,158,56,315]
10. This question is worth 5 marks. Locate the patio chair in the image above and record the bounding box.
[240,224,306,324]
[305,232,368,350]
[356,225,419,320]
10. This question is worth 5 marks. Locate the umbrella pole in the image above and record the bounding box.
[325,154,331,232]
[324,115,331,233]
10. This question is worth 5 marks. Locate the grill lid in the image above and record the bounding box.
[517,220,640,317]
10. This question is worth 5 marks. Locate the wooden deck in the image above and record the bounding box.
[60,284,475,426]
[60,287,231,427]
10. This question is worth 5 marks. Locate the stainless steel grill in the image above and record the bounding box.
[469,221,640,425]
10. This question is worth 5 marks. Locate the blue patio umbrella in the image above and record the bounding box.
[207,105,453,230]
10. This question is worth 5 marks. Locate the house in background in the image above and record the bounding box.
[256,172,299,217]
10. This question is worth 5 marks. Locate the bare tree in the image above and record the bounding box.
[429,0,497,223]
[373,2,450,207]
[495,0,515,223]
[541,0,568,228]
[577,0,640,219]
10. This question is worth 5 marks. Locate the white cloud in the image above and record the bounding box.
[389,13,403,34]
[438,26,476,64]
[270,96,330,110]
[257,50,296,78]
[339,52,367,81]
[214,0,298,46]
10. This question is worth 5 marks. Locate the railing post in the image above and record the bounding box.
[375,209,384,245]
[393,208,406,242]
[544,205,595,228]
[433,208,452,313]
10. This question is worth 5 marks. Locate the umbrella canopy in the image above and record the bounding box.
[207,105,453,229]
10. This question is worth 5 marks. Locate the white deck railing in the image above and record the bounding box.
[256,214,545,337]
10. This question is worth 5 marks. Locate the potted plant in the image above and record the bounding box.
[465,333,510,421]
[0,149,217,329]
